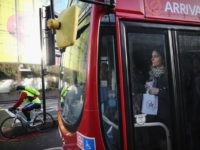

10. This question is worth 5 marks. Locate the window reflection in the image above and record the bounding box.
[60,16,90,128]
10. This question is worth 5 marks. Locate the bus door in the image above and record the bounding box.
[119,21,200,150]
[119,21,174,150]
[176,30,200,150]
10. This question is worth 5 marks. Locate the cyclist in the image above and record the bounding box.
[60,85,68,107]
[8,85,41,124]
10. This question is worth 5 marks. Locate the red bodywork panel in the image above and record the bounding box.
[76,4,106,150]
[116,0,200,24]
[58,4,106,150]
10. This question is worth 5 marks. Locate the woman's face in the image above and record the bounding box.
[151,50,163,67]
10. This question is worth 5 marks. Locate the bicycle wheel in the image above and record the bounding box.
[0,117,24,139]
[33,112,55,132]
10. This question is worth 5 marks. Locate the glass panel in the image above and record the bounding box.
[178,31,200,150]
[99,17,121,149]
[60,16,90,127]
[126,26,172,150]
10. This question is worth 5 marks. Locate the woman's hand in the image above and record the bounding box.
[149,87,159,95]
[145,81,153,89]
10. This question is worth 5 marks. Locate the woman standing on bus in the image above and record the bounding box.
[146,49,170,127]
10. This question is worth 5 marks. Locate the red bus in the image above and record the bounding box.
[50,0,200,149]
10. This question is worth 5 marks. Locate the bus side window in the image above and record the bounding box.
[100,63,110,114]
[98,20,121,149]
[191,56,200,122]
[100,62,117,120]
[178,31,200,150]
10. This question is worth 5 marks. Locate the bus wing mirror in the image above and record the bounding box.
[47,5,80,48]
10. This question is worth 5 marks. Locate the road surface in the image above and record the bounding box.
[0,99,63,150]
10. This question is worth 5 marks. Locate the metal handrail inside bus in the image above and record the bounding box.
[135,122,172,150]
[103,114,171,150]
[102,115,119,130]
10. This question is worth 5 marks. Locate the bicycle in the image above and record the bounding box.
[0,108,55,139]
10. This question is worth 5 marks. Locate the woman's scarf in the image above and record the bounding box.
[149,66,165,80]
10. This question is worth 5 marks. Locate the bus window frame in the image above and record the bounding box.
[119,19,200,150]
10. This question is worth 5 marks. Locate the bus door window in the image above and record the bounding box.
[178,31,200,150]
[100,62,110,113]
[124,24,173,150]
[98,14,121,150]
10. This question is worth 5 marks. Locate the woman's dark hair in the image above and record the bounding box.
[153,49,164,58]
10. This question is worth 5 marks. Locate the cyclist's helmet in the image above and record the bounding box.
[16,85,25,90]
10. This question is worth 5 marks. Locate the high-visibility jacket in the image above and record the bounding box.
[25,85,40,96]
[13,89,41,109]
[22,90,41,104]
[60,86,68,103]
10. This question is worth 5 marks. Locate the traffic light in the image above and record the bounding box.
[39,5,55,66]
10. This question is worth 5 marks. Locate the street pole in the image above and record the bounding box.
[41,66,47,122]
[39,7,47,122]
[39,0,55,122]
